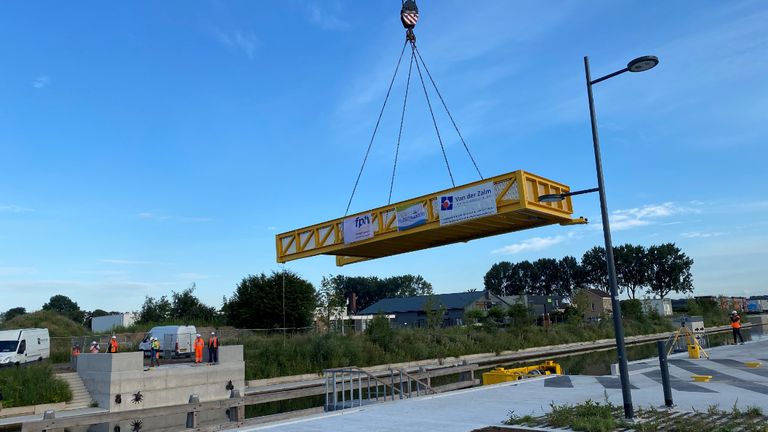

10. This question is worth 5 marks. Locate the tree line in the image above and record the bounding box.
[484,243,694,299]
[1,272,436,331]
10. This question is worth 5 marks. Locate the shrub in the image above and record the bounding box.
[0,363,72,408]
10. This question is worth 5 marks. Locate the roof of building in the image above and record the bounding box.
[583,288,611,298]
[359,292,487,314]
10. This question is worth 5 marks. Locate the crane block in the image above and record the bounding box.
[275,170,579,266]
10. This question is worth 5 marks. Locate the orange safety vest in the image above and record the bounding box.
[109,340,119,353]
[731,315,741,329]
[194,338,205,351]
[208,336,218,349]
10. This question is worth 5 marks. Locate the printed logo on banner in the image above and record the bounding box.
[396,203,427,231]
[438,182,497,226]
[343,213,374,244]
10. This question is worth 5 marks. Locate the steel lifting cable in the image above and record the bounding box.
[388,48,415,204]
[345,39,410,216]
[411,39,455,187]
[413,45,483,180]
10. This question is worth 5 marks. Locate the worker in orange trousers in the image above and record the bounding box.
[194,333,205,364]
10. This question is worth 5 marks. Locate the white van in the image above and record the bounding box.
[137,325,196,358]
[0,328,50,367]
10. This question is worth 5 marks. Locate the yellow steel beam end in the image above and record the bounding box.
[560,217,588,226]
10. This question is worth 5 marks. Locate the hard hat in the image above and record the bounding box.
[211,332,215,335]
[111,336,117,339]
[196,333,201,337]
[91,341,97,345]
[731,310,738,315]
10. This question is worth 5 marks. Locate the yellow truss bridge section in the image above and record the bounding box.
[275,170,583,266]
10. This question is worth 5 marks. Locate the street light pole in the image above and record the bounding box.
[584,56,634,420]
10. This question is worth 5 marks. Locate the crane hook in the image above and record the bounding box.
[400,0,419,42]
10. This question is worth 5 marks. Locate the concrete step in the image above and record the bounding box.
[56,372,94,410]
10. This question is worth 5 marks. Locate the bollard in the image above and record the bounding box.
[42,409,56,432]
[186,394,199,428]
[228,389,244,423]
[657,340,674,407]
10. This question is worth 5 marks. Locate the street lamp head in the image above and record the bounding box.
[627,55,659,73]
[538,194,565,203]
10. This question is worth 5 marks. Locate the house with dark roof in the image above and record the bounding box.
[358,291,507,328]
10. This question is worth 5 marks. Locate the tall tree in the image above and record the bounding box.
[170,284,218,323]
[532,258,560,296]
[614,244,650,299]
[646,243,694,299]
[42,294,85,323]
[137,295,172,323]
[484,261,513,295]
[556,256,583,298]
[2,307,27,323]
[323,274,434,312]
[580,246,609,292]
[385,275,434,297]
[504,261,538,295]
[224,271,316,329]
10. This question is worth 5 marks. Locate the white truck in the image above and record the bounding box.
[0,328,50,367]
[137,325,196,358]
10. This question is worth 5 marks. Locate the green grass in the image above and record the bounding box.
[504,402,768,432]
[0,311,89,337]
[233,317,673,380]
[0,363,72,408]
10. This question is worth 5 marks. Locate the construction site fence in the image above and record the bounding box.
[51,327,317,364]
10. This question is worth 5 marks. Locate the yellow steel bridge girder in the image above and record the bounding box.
[275,170,578,266]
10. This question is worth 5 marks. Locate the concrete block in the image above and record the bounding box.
[218,345,243,364]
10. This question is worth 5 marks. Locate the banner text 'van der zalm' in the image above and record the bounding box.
[438,182,497,226]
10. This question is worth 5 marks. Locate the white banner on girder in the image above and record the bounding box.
[396,202,427,231]
[343,213,374,244]
[438,182,497,226]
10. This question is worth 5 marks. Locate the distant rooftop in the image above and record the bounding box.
[358,292,486,315]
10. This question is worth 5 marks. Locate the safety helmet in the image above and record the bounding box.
[731,310,738,315]
[211,332,215,335]
[111,336,117,339]
[91,341,97,345]
[196,333,201,337]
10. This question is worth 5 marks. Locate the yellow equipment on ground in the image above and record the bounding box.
[482,361,562,385]
[276,170,583,266]
[668,324,709,360]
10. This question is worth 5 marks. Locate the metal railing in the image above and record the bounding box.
[323,366,435,412]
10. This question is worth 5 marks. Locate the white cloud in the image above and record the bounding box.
[32,76,51,89]
[681,231,725,239]
[608,202,696,231]
[177,272,212,280]
[214,28,259,60]
[137,212,171,220]
[181,216,212,223]
[100,259,158,265]
[302,3,350,31]
[0,266,37,277]
[492,236,564,255]
[0,204,34,213]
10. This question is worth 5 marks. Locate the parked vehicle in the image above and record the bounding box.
[137,325,196,358]
[747,299,768,314]
[0,328,50,367]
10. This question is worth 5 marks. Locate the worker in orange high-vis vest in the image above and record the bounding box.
[730,311,745,345]
[194,333,205,364]
[108,336,119,353]
[208,332,219,364]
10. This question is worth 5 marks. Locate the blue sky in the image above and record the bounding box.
[1,1,767,312]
